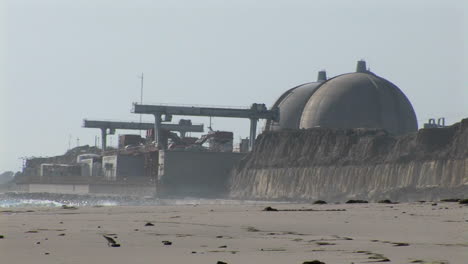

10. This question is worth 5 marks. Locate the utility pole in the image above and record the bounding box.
[138,73,144,136]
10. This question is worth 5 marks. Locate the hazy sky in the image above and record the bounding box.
[1,0,467,172]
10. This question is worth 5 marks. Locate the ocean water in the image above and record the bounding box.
[0,195,119,208]
[1,198,64,208]
[0,192,285,208]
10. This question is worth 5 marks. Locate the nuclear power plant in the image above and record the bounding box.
[267,60,418,135]
[14,61,467,201]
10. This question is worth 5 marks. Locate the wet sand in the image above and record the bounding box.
[1,202,467,264]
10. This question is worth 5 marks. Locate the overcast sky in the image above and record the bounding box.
[1,0,467,172]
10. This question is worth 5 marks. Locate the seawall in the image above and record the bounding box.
[229,119,468,202]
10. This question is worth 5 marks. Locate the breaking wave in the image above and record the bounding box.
[0,192,287,208]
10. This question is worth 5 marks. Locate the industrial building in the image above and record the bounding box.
[16,60,421,198]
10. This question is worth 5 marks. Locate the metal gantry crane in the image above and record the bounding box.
[132,103,279,150]
[83,119,204,150]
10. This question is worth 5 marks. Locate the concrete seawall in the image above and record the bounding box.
[229,119,468,202]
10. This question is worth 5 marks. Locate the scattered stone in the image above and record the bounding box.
[259,248,286,252]
[145,222,155,226]
[218,245,227,248]
[216,235,223,238]
[162,240,172,245]
[44,252,50,255]
[36,242,40,244]
[245,226,260,232]
[191,251,197,254]
[368,253,390,262]
[393,242,410,247]
[316,242,335,246]
[61,205,77,210]
[375,259,390,262]
[303,261,326,264]
[103,235,120,247]
[346,200,368,204]
[97,226,101,229]
[378,199,393,204]
[134,229,139,231]
[440,198,460,202]
[313,200,327,205]
[263,206,278,211]
[58,233,65,236]
[262,208,345,212]
[59,222,63,224]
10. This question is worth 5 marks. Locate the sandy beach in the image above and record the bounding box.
[1,201,467,264]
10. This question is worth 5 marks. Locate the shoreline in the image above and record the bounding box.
[1,201,467,264]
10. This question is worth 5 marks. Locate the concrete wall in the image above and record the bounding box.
[17,183,154,196]
[27,184,90,194]
[116,154,145,179]
[159,150,245,197]
[102,154,145,181]
[89,184,155,196]
[230,120,468,202]
[230,159,468,202]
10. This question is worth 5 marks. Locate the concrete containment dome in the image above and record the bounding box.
[299,61,418,135]
[265,71,327,131]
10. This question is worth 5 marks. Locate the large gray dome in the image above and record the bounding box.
[299,62,418,135]
[265,71,327,131]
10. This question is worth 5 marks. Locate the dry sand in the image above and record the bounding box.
[1,202,467,264]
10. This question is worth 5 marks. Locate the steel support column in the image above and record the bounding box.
[100,128,107,151]
[249,118,258,151]
[154,113,162,148]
